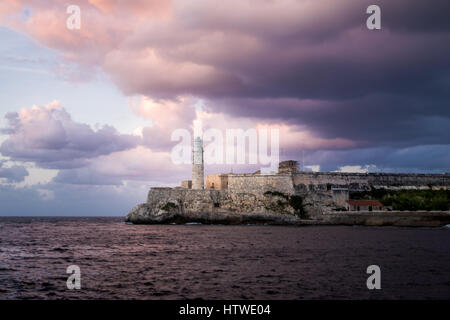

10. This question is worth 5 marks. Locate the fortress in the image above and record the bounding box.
[179,137,450,214]
[126,138,450,226]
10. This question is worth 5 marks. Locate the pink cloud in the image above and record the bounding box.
[53,145,190,185]
[195,108,357,151]
[129,96,197,151]
[0,0,367,95]
[1,0,171,66]
[88,0,171,18]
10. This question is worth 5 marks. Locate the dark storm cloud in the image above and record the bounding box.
[99,1,447,100]
[379,0,450,33]
[303,144,450,173]
[134,0,450,157]
[109,0,450,172]
[208,91,450,149]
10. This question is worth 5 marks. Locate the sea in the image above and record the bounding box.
[0,217,449,300]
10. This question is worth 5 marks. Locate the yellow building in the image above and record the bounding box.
[205,174,229,190]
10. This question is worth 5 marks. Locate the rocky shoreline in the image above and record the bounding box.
[125,187,450,227]
[126,203,303,225]
[126,202,450,227]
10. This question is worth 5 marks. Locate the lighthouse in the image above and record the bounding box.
[192,136,204,189]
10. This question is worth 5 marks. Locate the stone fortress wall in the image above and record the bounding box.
[187,158,450,195]
[226,171,449,194]
[227,174,295,195]
[292,172,450,189]
[221,170,450,215]
[179,159,450,215]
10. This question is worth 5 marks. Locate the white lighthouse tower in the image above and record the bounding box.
[192,136,204,189]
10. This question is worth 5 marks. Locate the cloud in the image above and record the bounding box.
[53,146,190,185]
[2,1,448,97]
[335,165,377,173]
[53,168,123,186]
[2,0,449,154]
[0,181,149,216]
[305,145,450,173]
[0,101,141,169]
[36,188,55,201]
[0,160,29,182]
[0,99,191,187]
[304,165,320,172]
[131,96,197,151]
[206,94,450,149]
[1,0,450,179]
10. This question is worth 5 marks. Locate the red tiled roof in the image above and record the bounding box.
[346,200,383,206]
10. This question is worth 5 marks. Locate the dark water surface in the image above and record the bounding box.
[0,217,449,299]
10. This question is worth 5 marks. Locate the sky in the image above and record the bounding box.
[0,0,449,216]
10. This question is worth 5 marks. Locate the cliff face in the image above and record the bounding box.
[125,203,302,225]
[125,188,304,224]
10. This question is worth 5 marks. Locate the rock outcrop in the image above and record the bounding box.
[126,203,303,225]
[125,187,305,225]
